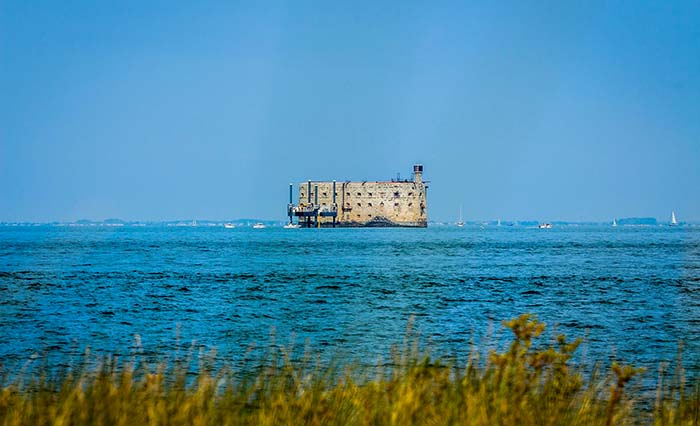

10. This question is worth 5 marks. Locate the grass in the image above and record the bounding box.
[1,314,699,425]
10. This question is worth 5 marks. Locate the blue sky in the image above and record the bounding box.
[1,1,699,222]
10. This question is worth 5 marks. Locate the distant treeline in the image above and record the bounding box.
[617,217,658,225]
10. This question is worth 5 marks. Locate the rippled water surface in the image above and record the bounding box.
[1,225,699,373]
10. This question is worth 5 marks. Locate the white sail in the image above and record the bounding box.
[457,205,464,227]
[612,219,617,227]
[671,211,678,225]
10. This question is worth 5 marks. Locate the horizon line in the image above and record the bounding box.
[1,217,697,226]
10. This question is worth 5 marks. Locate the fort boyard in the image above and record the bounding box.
[287,164,428,228]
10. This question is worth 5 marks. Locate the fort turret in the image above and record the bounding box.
[413,164,423,184]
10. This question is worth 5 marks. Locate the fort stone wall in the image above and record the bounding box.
[295,165,427,227]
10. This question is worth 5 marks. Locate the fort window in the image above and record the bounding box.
[357,214,361,218]
[368,214,372,217]
[357,203,362,207]
[394,202,399,207]
[346,192,350,196]
[368,202,373,207]
[368,192,373,197]
[380,202,385,207]
[408,202,413,207]
[357,192,362,196]
[322,192,327,197]
[394,191,400,198]
[408,192,413,196]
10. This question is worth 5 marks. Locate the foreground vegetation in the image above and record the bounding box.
[1,315,698,425]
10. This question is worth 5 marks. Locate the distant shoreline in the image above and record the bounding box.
[1,220,698,227]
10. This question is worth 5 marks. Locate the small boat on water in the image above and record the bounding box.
[671,211,678,226]
[253,223,266,229]
[283,223,301,229]
[223,223,235,229]
[538,223,553,229]
[612,219,618,227]
[457,205,464,227]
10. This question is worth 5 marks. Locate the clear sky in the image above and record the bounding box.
[1,1,699,222]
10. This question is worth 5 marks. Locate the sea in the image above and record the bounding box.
[1,225,699,377]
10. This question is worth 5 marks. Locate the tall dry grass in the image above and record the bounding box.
[1,314,698,425]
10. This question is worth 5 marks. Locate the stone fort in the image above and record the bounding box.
[287,164,427,227]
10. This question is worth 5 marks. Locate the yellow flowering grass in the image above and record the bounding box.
[1,314,698,425]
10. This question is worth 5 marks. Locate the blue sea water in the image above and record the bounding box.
[1,225,699,375]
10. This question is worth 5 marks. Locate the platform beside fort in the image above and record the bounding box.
[288,165,428,228]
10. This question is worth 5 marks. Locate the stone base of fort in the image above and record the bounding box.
[311,217,427,228]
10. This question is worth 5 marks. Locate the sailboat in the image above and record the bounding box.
[612,218,618,227]
[671,211,678,226]
[457,205,464,227]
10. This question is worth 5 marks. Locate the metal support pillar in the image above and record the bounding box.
[288,183,293,225]
[314,185,319,228]
[332,180,337,228]
[307,180,312,228]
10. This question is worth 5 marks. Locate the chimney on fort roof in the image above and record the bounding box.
[413,164,423,184]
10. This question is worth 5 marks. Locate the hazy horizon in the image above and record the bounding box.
[2,1,699,223]
[0,214,689,225]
